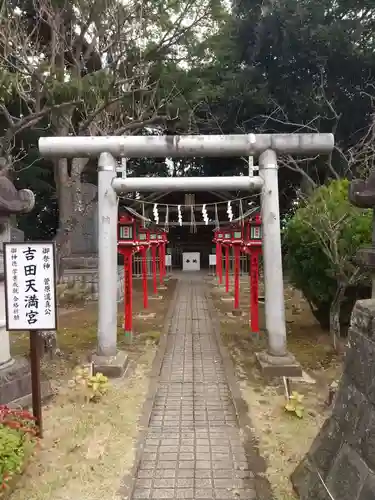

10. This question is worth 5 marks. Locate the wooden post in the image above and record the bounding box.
[30,331,42,437]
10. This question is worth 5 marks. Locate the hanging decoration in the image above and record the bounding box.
[190,204,197,233]
[123,194,260,227]
[202,204,209,225]
[142,202,145,226]
[215,204,219,228]
[128,194,257,209]
[165,204,169,231]
[153,203,159,224]
[177,205,183,226]
[239,199,244,226]
[227,201,233,222]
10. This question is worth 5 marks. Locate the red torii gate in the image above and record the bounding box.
[213,214,262,334]
[117,212,168,338]
[243,214,262,334]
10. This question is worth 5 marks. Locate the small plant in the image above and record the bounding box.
[284,391,305,419]
[86,372,109,402]
[70,367,109,402]
[142,330,161,345]
[0,406,38,492]
[73,366,91,386]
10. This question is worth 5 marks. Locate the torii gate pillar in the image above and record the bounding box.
[256,150,300,376]
[91,153,128,377]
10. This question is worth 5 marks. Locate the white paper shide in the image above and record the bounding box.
[4,242,56,330]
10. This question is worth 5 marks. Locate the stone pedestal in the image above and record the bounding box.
[231,309,243,317]
[0,357,31,404]
[149,295,163,301]
[92,350,129,378]
[256,350,302,377]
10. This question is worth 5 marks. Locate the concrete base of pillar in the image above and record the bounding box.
[215,285,226,292]
[256,350,302,377]
[0,356,52,406]
[124,331,133,343]
[136,312,156,320]
[92,350,129,378]
[231,309,243,317]
[220,296,233,302]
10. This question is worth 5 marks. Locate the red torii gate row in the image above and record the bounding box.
[213,214,262,334]
[117,213,168,338]
[117,209,263,340]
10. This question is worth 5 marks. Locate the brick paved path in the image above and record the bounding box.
[131,278,257,500]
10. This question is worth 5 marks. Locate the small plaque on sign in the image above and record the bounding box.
[150,234,157,240]
[138,233,146,241]
[157,234,163,240]
[120,226,132,239]
[4,242,57,331]
[209,254,216,266]
[233,231,242,239]
[218,233,223,238]
[224,233,231,239]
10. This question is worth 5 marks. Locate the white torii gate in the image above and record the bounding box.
[39,133,334,376]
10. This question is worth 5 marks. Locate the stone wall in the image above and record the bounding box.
[60,266,124,301]
[292,299,375,499]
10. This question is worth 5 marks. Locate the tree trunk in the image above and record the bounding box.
[329,284,346,351]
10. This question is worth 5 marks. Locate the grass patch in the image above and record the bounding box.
[9,350,155,500]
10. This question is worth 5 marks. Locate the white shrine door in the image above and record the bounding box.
[182,252,200,271]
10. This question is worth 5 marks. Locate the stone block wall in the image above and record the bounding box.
[60,266,124,301]
[292,299,375,499]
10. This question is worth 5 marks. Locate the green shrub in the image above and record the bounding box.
[283,179,372,330]
[0,427,27,484]
[0,406,38,492]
